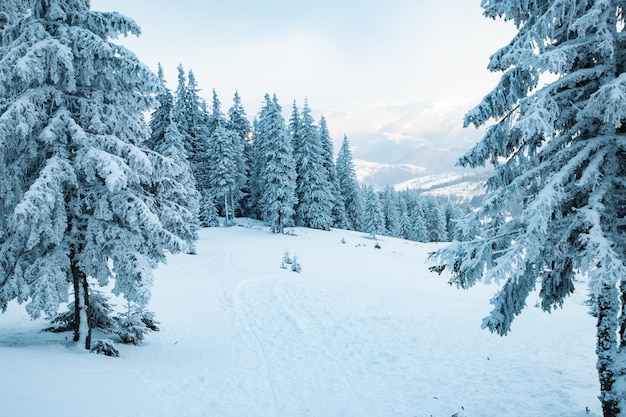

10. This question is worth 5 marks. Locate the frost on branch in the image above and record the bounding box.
[0,0,196,350]
[431,1,626,413]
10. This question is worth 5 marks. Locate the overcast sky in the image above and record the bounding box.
[90,1,516,149]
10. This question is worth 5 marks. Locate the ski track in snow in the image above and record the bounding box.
[232,276,369,417]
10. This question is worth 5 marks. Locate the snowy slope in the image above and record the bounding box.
[353,159,427,189]
[394,171,490,202]
[353,159,489,202]
[0,220,600,417]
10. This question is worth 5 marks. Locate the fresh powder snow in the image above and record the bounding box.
[0,220,600,417]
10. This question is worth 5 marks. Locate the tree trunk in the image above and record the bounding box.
[619,279,626,349]
[224,194,229,224]
[71,250,92,350]
[617,283,626,415]
[596,283,620,417]
[230,193,235,222]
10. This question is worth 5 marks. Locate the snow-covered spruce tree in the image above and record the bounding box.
[172,65,189,144]
[145,64,171,150]
[319,116,348,228]
[444,201,460,242]
[173,66,211,196]
[446,200,476,242]
[227,91,254,217]
[146,65,199,252]
[293,100,333,230]
[206,113,246,224]
[46,286,115,333]
[247,118,263,220]
[380,186,402,238]
[206,89,222,137]
[0,0,190,350]
[429,2,626,415]
[407,195,428,243]
[173,68,212,225]
[0,1,26,28]
[114,301,159,345]
[198,190,219,228]
[423,198,448,242]
[289,101,302,153]
[287,100,303,223]
[255,94,297,233]
[336,135,362,231]
[228,91,252,143]
[362,186,385,239]
[205,90,246,223]
[147,119,199,247]
[396,194,412,240]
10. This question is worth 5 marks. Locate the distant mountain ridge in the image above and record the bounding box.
[353,159,427,188]
[326,98,489,200]
[354,158,488,202]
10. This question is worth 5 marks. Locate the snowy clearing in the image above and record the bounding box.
[0,220,600,417]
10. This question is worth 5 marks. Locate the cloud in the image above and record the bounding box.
[322,98,480,142]
[317,98,486,173]
[92,0,512,164]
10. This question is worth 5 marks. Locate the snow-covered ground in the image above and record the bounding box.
[0,220,600,417]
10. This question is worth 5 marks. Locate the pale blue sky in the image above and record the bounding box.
[90,1,516,146]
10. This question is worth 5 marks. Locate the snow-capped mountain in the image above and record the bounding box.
[353,159,427,189]
[394,171,490,203]
[326,98,490,200]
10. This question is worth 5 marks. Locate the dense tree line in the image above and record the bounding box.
[158,67,471,243]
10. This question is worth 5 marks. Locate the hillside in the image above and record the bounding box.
[0,221,600,417]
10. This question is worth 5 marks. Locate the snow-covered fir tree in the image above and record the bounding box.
[255,94,297,233]
[380,186,401,238]
[146,66,199,252]
[0,1,26,28]
[336,135,362,231]
[289,101,302,153]
[0,0,190,349]
[361,186,385,239]
[206,89,222,137]
[247,118,263,220]
[172,66,210,196]
[445,201,476,242]
[444,201,459,243]
[227,91,252,143]
[145,64,171,150]
[396,195,412,240]
[115,301,159,345]
[172,65,189,144]
[423,198,448,242]
[227,91,253,217]
[450,201,479,242]
[198,191,219,228]
[292,101,333,230]
[319,116,347,229]
[408,197,428,243]
[206,114,246,224]
[430,2,626,415]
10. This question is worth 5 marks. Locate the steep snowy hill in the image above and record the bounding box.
[0,221,600,417]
